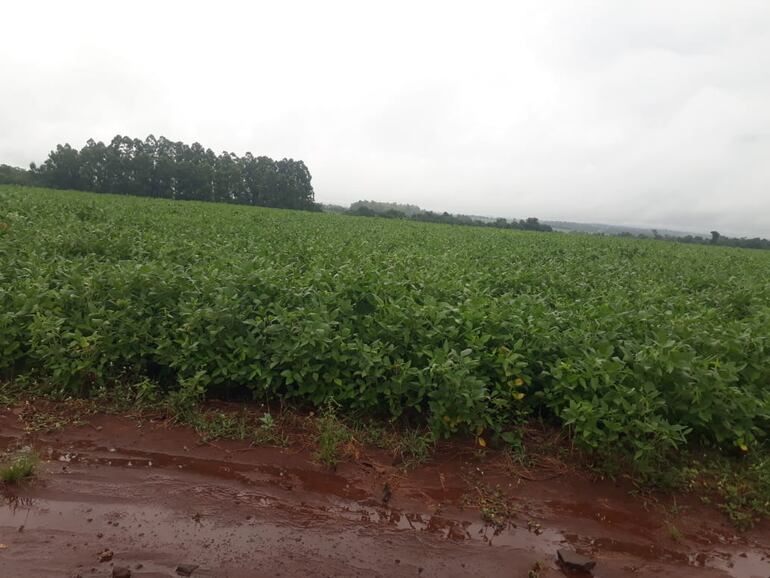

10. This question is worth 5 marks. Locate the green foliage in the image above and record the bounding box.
[0,382,23,405]
[252,412,288,446]
[193,410,250,442]
[30,135,317,210]
[672,230,770,251]
[393,429,433,467]
[0,451,39,484]
[93,378,162,412]
[315,402,351,468]
[1,185,770,473]
[166,374,206,423]
[471,484,517,529]
[0,164,35,186]
[691,453,770,529]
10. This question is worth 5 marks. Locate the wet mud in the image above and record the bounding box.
[0,407,768,577]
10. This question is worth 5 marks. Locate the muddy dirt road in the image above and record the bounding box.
[0,408,768,577]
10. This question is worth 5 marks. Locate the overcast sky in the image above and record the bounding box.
[2,1,769,236]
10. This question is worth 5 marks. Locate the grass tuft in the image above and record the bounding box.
[315,402,351,468]
[252,412,289,447]
[1,452,40,484]
[392,429,433,468]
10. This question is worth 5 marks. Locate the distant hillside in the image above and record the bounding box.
[542,220,707,239]
[320,200,552,231]
[349,200,424,217]
[320,201,717,239]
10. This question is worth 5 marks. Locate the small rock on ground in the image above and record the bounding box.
[557,549,596,572]
[176,564,200,576]
[112,566,131,578]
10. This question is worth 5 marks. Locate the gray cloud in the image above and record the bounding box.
[2,0,769,236]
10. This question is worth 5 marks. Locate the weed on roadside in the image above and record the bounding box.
[668,524,683,542]
[392,429,433,468]
[94,378,162,413]
[528,561,545,578]
[252,412,289,447]
[16,401,91,434]
[466,483,517,530]
[166,374,206,423]
[0,452,40,484]
[633,448,770,530]
[0,382,22,406]
[707,454,770,529]
[348,420,392,450]
[315,402,352,468]
[193,410,249,442]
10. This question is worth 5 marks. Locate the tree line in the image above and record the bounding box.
[4,144,767,245]
[0,164,34,186]
[617,229,770,251]
[678,230,770,251]
[1,135,317,210]
[342,200,554,232]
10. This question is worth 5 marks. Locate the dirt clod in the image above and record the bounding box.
[112,566,131,578]
[97,549,113,563]
[557,548,596,572]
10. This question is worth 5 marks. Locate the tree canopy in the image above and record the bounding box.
[27,135,317,210]
[0,164,35,186]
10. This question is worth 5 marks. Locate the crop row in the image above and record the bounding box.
[1,186,769,466]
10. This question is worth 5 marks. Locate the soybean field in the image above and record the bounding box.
[1,185,769,468]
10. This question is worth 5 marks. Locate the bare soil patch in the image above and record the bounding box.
[0,403,768,577]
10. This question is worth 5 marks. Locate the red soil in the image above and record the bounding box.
[0,405,768,577]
